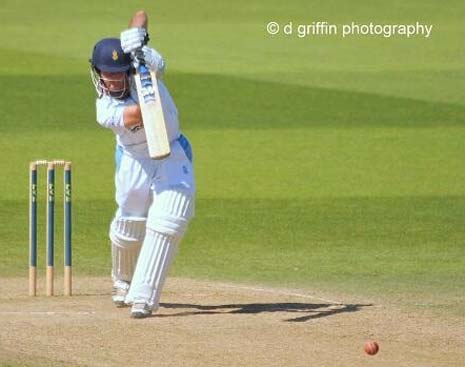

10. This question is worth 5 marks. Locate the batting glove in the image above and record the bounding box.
[120,27,149,53]
[133,46,166,77]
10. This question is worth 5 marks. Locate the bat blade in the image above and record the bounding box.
[134,65,171,159]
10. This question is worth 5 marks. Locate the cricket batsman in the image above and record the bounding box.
[89,10,195,318]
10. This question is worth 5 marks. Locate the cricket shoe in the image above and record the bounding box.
[130,299,154,319]
[112,280,130,308]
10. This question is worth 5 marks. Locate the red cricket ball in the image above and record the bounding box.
[364,341,379,355]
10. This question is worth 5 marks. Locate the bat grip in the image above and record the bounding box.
[138,64,149,74]
[131,48,149,72]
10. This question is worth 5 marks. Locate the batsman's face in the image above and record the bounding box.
[100,71,127,92]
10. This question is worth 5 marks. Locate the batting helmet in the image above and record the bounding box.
[91,38,132,72]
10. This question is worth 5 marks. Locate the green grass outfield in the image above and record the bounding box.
[1,0,464,314]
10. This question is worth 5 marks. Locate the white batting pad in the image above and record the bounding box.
[125,228,178,307]
[112,241,142,282]
[109,216,147,282]
[109,216,146,246]
[126,189,194,307]
[147,188,194,237]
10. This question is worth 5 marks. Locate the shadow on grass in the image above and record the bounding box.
[157,302,372,322]
[170,72,465,129]
[2,72,465,133]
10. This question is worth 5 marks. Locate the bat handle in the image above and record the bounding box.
[138,64,149,74]
[130,49,145,71]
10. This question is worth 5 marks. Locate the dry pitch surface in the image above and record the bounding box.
[0,277,463,366]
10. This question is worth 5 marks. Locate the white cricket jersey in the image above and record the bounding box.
[96,78,180,157]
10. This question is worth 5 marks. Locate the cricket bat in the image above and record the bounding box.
[130,11,171,160]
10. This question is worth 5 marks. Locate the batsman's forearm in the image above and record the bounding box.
[123,105,143,128]
[129,10,148,29]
